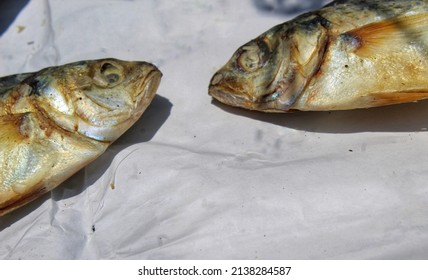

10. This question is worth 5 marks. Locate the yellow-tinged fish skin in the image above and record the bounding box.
[209,0,428,112]
[0,58,162,216]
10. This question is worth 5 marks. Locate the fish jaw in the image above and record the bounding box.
[131,62,162,113]
[208,60,305,113]
[209,83,287,113]
[208,67,288,112]
[209,72,257,109]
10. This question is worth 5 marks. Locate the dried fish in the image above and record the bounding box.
[209,0,428,112]
[0,59,161,215]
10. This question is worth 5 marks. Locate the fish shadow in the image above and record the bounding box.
[212,99,428,133]
[54,94,173,198]
[0,95,172,230]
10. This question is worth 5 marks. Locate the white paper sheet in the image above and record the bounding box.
[1,0,428,260]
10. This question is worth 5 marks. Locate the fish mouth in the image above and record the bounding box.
[208,71,284,112]
[129,65,162,120]
[209,84,255,109]
[209,72,257,110]
[209,84,286,113]
[133,64,162,104]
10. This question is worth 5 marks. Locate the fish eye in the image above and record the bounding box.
[93,61,124,88]
[106,73,120,83]
[236,40,270,72]
[237,44,261,72]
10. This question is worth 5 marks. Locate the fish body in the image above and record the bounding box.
[209,0,428,112]
[0,59,161,215]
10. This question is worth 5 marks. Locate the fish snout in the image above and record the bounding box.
[208,71,254,103]
[132,63,162,102]
[208,84,253,108]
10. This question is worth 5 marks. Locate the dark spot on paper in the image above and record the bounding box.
[255,129,263,141]
[17,25,26,33]
[274,138,282,149]
[157,234,169,246]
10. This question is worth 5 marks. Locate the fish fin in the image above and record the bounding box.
[343,13,428,57]
[363,91,428,107]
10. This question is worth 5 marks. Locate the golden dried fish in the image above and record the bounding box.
[209,0,428,112]
[0,59,161,215]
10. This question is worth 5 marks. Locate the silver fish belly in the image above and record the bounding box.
[0,58,162,215]
[209,0,428,112]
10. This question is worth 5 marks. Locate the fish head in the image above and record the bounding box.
[209,18,328,112]
[28,58,162,142]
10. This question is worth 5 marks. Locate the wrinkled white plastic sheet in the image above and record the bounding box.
[1,0,428,260]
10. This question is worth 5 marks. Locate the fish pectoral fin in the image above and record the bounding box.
[343,13,428,57]
[362,91,428,107]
